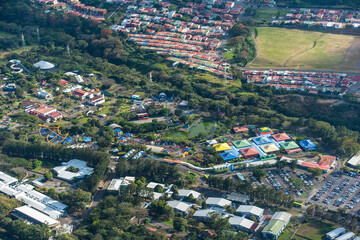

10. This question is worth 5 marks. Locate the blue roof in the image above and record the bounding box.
[125,133,133,137]
[299,139,317,149]
[119,137,126,140]
[114,128,122,133]
[252,136,272,145]
[185,147,192,151]
[220,150,239,161]
[83,137,92,142]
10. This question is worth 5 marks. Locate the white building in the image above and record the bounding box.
[178,189,201,199]
[36,89,52,100]
[53,159,93,182]
[146,182,165,190]
[0,171,18,185]
[206,197,232,209]
[0,183,68,219]
[229,216,258,232]
[235,205,264,220]
[347,153,360,168]
[271,211,291,225]
[167,200,192,215]
[193,209,217,222]
[12,206,60,227]
[326,227,346,240]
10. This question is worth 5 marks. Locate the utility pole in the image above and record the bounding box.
[21,33,26,47]
[37,27,40,44]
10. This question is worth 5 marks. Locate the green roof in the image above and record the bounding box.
[260,154,277,160]
[262,220,284,236]
[280,141,300,150]
[232,139,252,149]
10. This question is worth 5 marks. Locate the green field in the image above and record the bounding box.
[165,121,218,139]
[279,218,336,240]
[254,8,288,19]
[250,27,360,72]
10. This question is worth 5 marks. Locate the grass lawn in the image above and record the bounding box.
[162,219,173,228]
[165,131,188,138]
[189,121,217,137]
[250,27,360,72]
[254,8,288,19]
[279,218,336,240]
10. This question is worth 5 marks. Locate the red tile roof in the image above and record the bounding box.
[272,133,291,142]
[318,155,336,167]
[240,147,259,157]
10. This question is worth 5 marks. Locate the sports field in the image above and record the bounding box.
[249,27,360,72]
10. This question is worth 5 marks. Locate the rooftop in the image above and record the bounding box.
[213,143,231,152]
[229,216,254,229]
[280,141,300,150]
[262,219,284,236]
[33,60,55,70]
[53,159,93,181]
[12,205,59,226]
[232,139,252,149]
[240,147,259,157]
[206,197,231,207]
[167,200,192,212]
[236,205,264,217]
[178,189,201,199]
[260,143,280,153]
[271,133,291,142]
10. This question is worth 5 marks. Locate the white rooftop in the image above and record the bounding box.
[146,182,165,189]
[271,211,292,224]
[33,60,55,70]
[193,209,216,218]
[0,171,18,185]
[53,159,93,181]
[347,153,360,167]
[13,205,59,226]
[167,200,192,213]
[229,216,254,229]
[206,197,232,208]
[178,189,201,199]
[236,205,264,217]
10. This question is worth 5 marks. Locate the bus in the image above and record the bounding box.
[137,113,149,120]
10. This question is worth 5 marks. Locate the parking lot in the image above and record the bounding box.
[310,172,360,211]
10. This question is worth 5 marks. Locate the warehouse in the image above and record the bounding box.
[11,206,60,227]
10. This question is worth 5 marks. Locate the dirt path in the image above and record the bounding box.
[283,34,324,67]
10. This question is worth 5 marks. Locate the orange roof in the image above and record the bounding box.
[233,126,249,133]
[34,105,55,115]
[301,161,329,171]
[318,155,336,167]
[240,147,259,157]
[59,79,68,86]
[272,133,291,142]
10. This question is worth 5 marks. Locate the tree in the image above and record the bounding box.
[154,185,165,193]
[44,171,53,181]
[290,159,298,170]
[308,167,322,177]
[252,169,266,181]
[173,217,188,231]
[208,211,230,233]
[32,159,42,169]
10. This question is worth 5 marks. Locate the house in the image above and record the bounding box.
[262,212,292,239]
[326,228,346,240]
[177,189,201,199]
[53,159,94,182]
[299,139,317,151]
[252,136,272,145]
[193,209,217,222]
[146,182,165,190]
[229,216,259,232]
[206,197,232,209]
[235,205,264,220]
[226,192,250,204]
[232,126,249,134]
[36,89,52,100]
[240,147,260,159]
[21,99,37,109]
[271,133,291,142]
[232,139,252,149]
[167,200,192,215]
[72,89,92,99]
[280,141,302,154]
[213,143,231,152]
[11,206,59,227]
[255,127,274,136]
[87,95,105,106]
[219,149,240,161]
[58,79,68,86]
[260,144,280,154]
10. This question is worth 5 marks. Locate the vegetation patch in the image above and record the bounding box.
[250,27,360,72]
